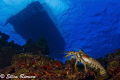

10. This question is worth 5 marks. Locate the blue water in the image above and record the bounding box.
[1,0,120,63]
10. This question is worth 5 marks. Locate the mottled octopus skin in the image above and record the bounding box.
[65,49,107,76]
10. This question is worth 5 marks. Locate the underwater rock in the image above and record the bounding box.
[0,31,9,41]
[23,37,49,55]
[0,31,23,51]
[106,51,120,80]
[0,53,86,80]
[0,31,120,80]
[6,40,23,51]
[0,32,22,69]
[37,37,50,55]
[0,46,20,69]
[116,49,120,53]
[0,31,9,47]
[0,32,50,69]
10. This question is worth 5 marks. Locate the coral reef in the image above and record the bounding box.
[0,32,49,69]
[0,32,120,80]
[0,48,120,80]
[94,49,120,80]
[0,53,86,80]
[105,49,120,80]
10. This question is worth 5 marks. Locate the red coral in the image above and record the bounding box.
[40,65,53,70]
[117,66,120,73]
[54,61,62,66]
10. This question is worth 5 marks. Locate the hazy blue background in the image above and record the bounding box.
[0,0,120,62]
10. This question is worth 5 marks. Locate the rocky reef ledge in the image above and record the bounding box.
[0,32,120,80]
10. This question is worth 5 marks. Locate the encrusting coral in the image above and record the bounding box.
[0,32,49,69]
[0,32,120,80]
[106,49,120,80]
[0,53,86,80]
[0,48,120,80]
